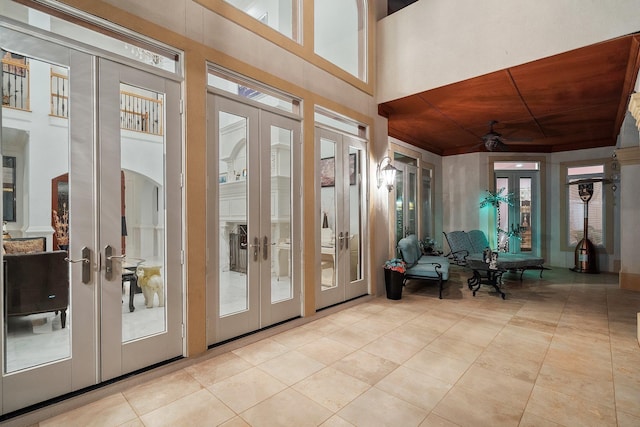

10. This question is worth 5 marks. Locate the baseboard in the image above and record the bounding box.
[619,271,640,291]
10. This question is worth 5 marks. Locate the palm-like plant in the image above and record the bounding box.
[480,188,514,250]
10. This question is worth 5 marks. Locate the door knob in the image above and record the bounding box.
[104,245,126,281]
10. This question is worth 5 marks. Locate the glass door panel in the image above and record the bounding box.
[219,111,249,317]
[347,145,363,284]
[320,137,337,291]
[2,54,71,374]
[269,124,293,303]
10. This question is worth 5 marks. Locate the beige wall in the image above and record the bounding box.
[377,0,640,102]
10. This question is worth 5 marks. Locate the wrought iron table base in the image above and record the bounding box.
[467,268,506,299]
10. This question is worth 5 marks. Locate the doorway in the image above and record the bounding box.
[494,162,540,255]
[206,92,301,345]
[316,126,367,309]
[1,28,183,414]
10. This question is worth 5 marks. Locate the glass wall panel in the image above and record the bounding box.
[314,0,366,80]
[224,0,298,41]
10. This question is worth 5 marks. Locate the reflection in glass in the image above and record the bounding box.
[218,111,249,315]
[320,138,336,290]
[224,0,297,40]
[421,168,432,242]
[271,126,293,303]
[120,83,167,342]
[520,178,532,252]
[2,54,71,373]
[349,146,362,282]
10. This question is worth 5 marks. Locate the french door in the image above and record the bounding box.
[316,127,367,309]
[495,170,539,255]
[0,28,182,414]
[206,93,301,344]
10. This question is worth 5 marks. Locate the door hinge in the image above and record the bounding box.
[180,173,184,188]
[179,99,184,115]
[181,323,185,338]
[181,250,185,265]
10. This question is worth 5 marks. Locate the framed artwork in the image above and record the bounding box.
[320,153,357,187]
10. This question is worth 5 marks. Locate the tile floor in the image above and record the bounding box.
[21,267,640,426]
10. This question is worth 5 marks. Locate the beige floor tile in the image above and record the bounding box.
[122,369,203,416]
[297,336,356,365]
[432,383,524,427]
[525,384,617,427]
[184,352,253,387]
[332,349,399,385]
[536,362,615,408]
[208,366,287,413]
[40,394,137,427]
[456,364,534,411]
[292,366,370,412]
[404,348,472,384]
[116,419,144,427]
[425,334,485,363]
[257,350,325,385]
[542,345,613,381]
[418,412,460,426]
[219,416,252,427]
[319,415,356,426]
[300,316,343,335]
[384,322,440,348]
[140,389,234,427]
[271,327,324,349]
[375,365,452,412]
[617,410,640,427]
[507,315,558,335]
[612,374,640,418]
[338,387,428,427]
[240,388,333,427]
[328,326,383,349]
[231,338,290,365]
[361,333,422,364]
[474,344,542,382]
[517,411,563,426]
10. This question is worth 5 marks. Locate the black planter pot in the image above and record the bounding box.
[384,269,404,300]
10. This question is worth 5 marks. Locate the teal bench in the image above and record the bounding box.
[397,235,450,299]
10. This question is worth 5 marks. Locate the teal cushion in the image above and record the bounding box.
[398,236,420,267]
[408,255,449,280]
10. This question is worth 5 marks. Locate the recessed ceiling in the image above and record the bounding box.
[379,34,640,156]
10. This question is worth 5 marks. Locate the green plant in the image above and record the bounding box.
[383,258,406,274]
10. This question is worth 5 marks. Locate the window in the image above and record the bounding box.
[314,0,367,80]
[224,0,300,41]
[2,156,16,222]
[567,165,604,246]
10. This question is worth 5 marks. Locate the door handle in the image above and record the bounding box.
[249,237,260,262]
[338,231,344,250]
[263,236,269,261]
[345,231,349,250]
[65,246,91,284]
[104,245,126,281]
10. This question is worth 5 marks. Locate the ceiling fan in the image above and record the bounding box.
[481,120,507,151]
[481,120,532,151]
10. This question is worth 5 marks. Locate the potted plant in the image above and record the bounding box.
[383,258,406,300]
[419,237,437,254]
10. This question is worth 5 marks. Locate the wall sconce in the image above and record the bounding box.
[377,156,398,192]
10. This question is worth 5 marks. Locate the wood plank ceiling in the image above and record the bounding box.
[379,34,640,156]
